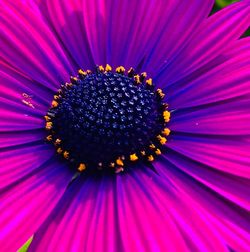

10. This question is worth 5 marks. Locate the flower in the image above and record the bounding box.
[1,0,250,251]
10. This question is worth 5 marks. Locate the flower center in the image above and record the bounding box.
[45,65,170,173]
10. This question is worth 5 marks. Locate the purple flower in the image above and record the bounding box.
[1,0,250,251]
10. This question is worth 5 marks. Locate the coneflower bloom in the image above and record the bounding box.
[0,0,250,251]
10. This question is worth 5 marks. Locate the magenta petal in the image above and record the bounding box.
[170,97,250,135]
[155,160,250,252]
[0,130,44,149]
[142,0,214,75]
[0,160,72,251]
[168,37,250,109]
[0,98,44,132]
[114,170,191,252]
[167,135,250,178]
[157,1,250,87]
[0,1,74,88]
[162,151,250,211]
[0,63,55,111]
[0,143,54,189]
[41,0,213,70]
[30,169,190,251]
[30,175,124,251]
[108,0,213,70]
[0,67,48,132]
[40,0,98,68]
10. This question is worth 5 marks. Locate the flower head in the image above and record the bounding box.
[0,0,250,251]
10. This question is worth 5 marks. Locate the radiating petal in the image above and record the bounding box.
[30,168,191,252]
[41,0,213,71]
[30,175,123,251]
[0,1,74,89]
[167,134,250,178]
[0,130,44,149]
[0,96,44,132]
[167,37,250,109]
[0,66,50,134]
[161,151,250,210]
[155,160,250,252]
[0,101,44,133]
[156,0,250,86]
[0,143,54,189]
[0,160,72,251]
[0,63,55,111]
[170,97,250,135]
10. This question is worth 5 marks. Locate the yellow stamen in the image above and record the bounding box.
[134,74,140,84]
[146,78,153,86]
[105,64,112,72]
[130,153,138,161]
[155,149,161,155]
[86,70,92,74]
[44,115,51,122]
[162,128,171,136]
[149,144,156,149]
[65,82,73,88]
[120,66,125,73]
[78,69,87,77]
[163,111,170,122]
[157,135,167,145]
[141,150,146,156]
[98,65,105,72]
[54,95,59,100]
[70,76,78,84]
[116,157,124,166]
[163,111,170,117]
[157,89,165,99]
[78,163,86,172]
[46,135,53,141]
[116,66,125,73]
[55,138,61,145]
[127,67,134,76]
[52,100,58,108]
[46,122,53,130]
[148,155,154,162]
[57,148,63,154]
[63,151,69,159]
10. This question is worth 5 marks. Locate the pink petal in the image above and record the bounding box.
[40,0,98,68]
[30,175,124,251]
[168,37,250,109]
[170,97,250,135]
[155,161,250,251]
[0,97,44,132]
[41,0,213,70]
[162,151,250,210]
[0,130,44,149]
[0,160,72,251]
[167,135,250,178]
[0,1,74,89]
[0,63,55,112]
[0,143,54,189]
[30,169,190,251]
[157,1,250,87]
[142,0,213,75]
